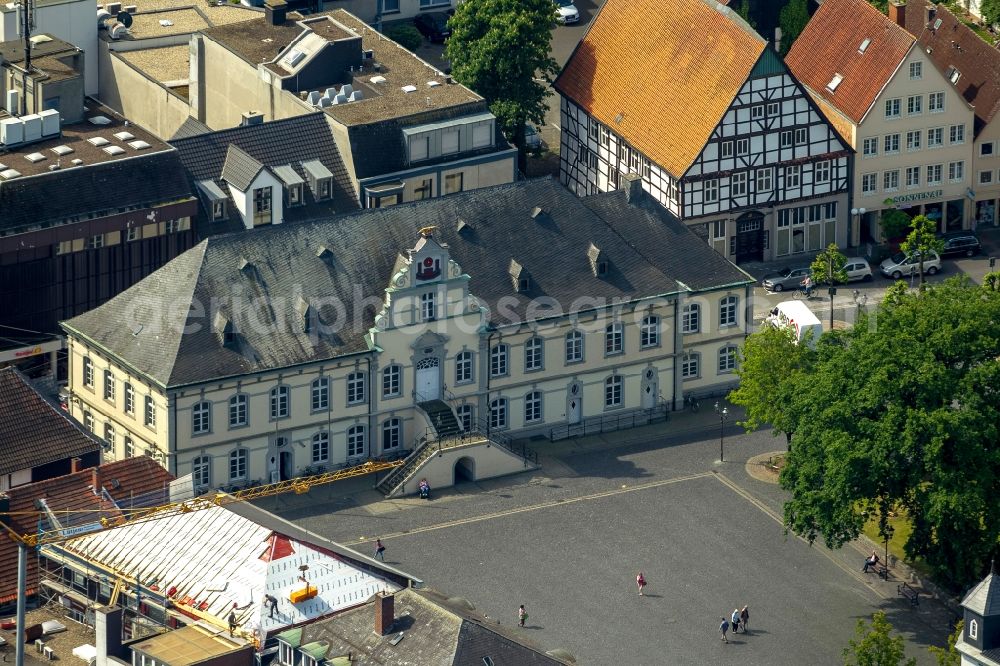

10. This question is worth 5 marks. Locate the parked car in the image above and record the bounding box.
[842,257,873,282]
[414,12,451,42]
[937,231,981,258]
[554,0,580,23]
[879,250,941,279]
[761,266,812,292]
[524,124,542,150]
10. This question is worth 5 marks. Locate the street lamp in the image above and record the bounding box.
[851,207,867,248]
[714,402,728,462]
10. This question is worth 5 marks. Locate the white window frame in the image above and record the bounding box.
[862,172,877,195]
[682,303,700,334]
[928,92,945,113]
[928,127,944,148]
[731,171,748,196]
[83,357,94,387]
[193,456,211,489]
[906,95,922,115]
[456,351,474,384]
[927,164,942,185]
[489,398,508,429]
[718,345,738,373]
[814,161,830,183]
[565,330,584,364]
[719,295,738,327]
[103,370,115,402]
[909,61,922,79]
[640,315,660,348]
[906,130,922,152]
[270,385,290,419]
[949,161,965,182]
[382,365,402,397]
[144,395,156,429]
[192,400,211,435]
[524,336,543,371]
[124,382,135,415]
[605,322,624,355]
[703,179,719,203]
[862,137,878,157]
[382,418,401,450]
[906,166,920,188]
[785,165,801,188]
[604,375,623,408]
[884,98,901,118]
[229,393,248,428]
[950,124,965,145]
[884,133,900,154]
[347,372,366,405]
[681,353,700,379]
[347,425,366,457]
[490,344,509,377]
[229,448,248,481]
[720,141,733,159]
[794,127,808,145]
[420,291,436,322]
[524,391,542,423]
[756,168,772,192]
[883,170,900,192]
[312,432,330,463]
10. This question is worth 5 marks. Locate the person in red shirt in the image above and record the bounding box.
[636,572,647,596]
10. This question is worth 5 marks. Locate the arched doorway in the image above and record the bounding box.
[454,456,475,484]
[735,211,765,263]
[415,357,441,402]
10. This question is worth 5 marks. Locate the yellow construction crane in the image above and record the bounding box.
[0,458,403,548]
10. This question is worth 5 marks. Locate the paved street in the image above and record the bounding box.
[258,412,953,665]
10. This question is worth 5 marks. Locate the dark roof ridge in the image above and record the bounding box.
[169,112,331,147]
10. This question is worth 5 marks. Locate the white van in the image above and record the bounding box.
[764,300,822,346]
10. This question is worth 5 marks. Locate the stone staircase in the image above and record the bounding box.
[418,399,462,438]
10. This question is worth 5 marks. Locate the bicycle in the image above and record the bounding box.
[684,394,700,413]
[792,285,816,300]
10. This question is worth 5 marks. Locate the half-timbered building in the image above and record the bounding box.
[554,0,852,263]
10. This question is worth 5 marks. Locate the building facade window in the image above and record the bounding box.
[756,168,772,192]
[124,437,134,458]
[980,170,994,185]
[970,619,979,640]
[192,400,211,434]
[124,382,135,415]
[780,130,793,148]
[524,336,544,371]
[909,61,922,79]
[950,124,965,144]
[83,356,94,387]
[456,351,474,383]
[720,141,733,158]
[565,330,584,363]
[682,303,700,333]
[347,372,366,405]
[884,98,901,118]
[927,164,942,185]
[347,425,366,457]
[382,418,401,450]
[524,391,542,423]
[862,172,877,194]
[311,377,330,411]
[445,172,464,195]
[383,365,402,397]
[193,456,211,489]
[928,127,943,148]
[883,170,900,191]
[229,393,248,427]
[253,187,272,226]
[703,179,719,203]
[736,138,749,155]
[906,95,922,115]
[604,375,623,408]
[884,133,900,154]
[104,423,115,450]
[489,398,508,429]
[906,166,920,188]
[312,432,329,463]
[640,315,660,348]
[84,411,94,433]
[681,353,700,379]
[270,385,290,419]
[719,296,738,327]
[420,291,436,321]
[784,165,800,187]
[906,130,921,151]
[490,344,509,377]
[794,128,808,145]
[414,178,433,201]
[814,161,830,183]
[731,171,748,196]
[144,396,156,428]
[605,322,624,355]
[928,91,944,112]
[103,370,115,402]
[862,137,878,157]
[456,404,474,431]
[949,161,965,182]
[229,448,248,480]
[718,345,738,373]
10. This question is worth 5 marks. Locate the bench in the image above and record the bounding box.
[898,582,919,607]
[864,560,888,580]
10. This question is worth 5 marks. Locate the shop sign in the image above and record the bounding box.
[891,190,943,205]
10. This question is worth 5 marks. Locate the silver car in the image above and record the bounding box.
[761,266,812,292]
[842,257,873,282]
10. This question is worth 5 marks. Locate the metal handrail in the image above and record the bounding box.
[549,404,669,442]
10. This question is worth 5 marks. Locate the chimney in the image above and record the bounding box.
[265,0,287,26]
[70,457,82,473]
[623,173,643,204]
[95,606,123,666]
[374,592,394,636]
[889,0,906,28]
[925,4,935,25]
[91,467,100,493]
[774,27,782,55]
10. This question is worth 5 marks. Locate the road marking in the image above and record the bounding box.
[712,472,891,600]
[347,471,714,545]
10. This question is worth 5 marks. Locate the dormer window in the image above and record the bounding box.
[318,179,331,199]
[509,259,530,293]
[212,200,226,220]
[288,184,302,206]
[253,186,272,225]
[518,277,530,292]
[295,295,311,333]
[214,312,235,346]
[588,242,608,277]
[970,618,978,639]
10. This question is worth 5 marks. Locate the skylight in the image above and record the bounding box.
[827,73,844,92]
[51,145,73,156]
[128,140,151,150]
[114,131,135,141]
[950,68,961,84]
[103,145,126,155]
[858,38,871,53]
[87,137,110,146]
[282,49,305,68]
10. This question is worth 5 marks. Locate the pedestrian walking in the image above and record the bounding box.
[636,572,647,596]
[518,604,528,627]
[719,617,729,643]
[374,538,386,561]
[731,608,741,634]
[740,605,749,634]
[228,603,238,636]
[263,594,278,619]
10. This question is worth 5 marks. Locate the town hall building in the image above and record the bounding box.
[554,0,852,264]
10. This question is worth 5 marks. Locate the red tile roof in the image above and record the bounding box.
[0,457,174,606]
[553,0,766,175]
[0,367,101,476]
[785,0,916,124]
[900,0,1000,134]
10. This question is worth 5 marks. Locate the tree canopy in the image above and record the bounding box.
[778,0,810,54]
[731,278,1000,588]
[899,214,944,290]
[843,612,917,666]
[811,243,849,285]
[880,204,911,241]
[445,0,560,172]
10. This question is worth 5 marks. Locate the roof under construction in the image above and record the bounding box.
[46,502,418,639]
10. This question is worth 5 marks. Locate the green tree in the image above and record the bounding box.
[734,0,757,30]
[981,0,1000,27]
[880,203,911,241]
[811,243,849,286]
[778,0,810,55]
[728,323,814,449]
[445,0,560,173]
[928,620,963,666]
[779,278,1000,588]
[899,214,944,290]
[843,611,917,666]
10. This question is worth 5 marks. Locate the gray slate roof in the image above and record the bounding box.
[61,177,752,388]
[0,150,193,235]
[221,144,265,192]
[276,587,568,665]
[169,113,358,235]
[0,367,101,476]
[963,568,1000,616]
